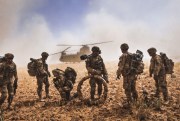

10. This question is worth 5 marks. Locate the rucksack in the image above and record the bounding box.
[64,67,77,84]
[27,59,37,77]
[52,68,65,77]
[129,50,144,75]
[52,67,77,84]
[160,52,174,74]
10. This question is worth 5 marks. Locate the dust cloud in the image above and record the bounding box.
[0,0,180,66]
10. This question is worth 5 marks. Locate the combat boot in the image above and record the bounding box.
[163,95,169,104]
[7,95,13,110]
[38,95,45,102]
[45,94,51,99]
[90,95,95,100]
[154,91,160,98]
[132,92,138,102]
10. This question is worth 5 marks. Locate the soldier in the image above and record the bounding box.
[52,67,77,103]
[85,46,108,100]
[147,47,168,102]
[116,43,138,103]
[0,53,18,109]
[36,52,51,101]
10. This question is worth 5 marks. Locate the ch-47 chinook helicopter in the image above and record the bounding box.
[51,41,112,63]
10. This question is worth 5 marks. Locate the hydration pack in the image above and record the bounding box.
[160,52,174,74]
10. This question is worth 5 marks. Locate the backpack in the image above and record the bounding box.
[129,50,144,75]
[64,67,77,84]
[27,60,37,77]
[160,52,174,74]
[52,68,65,77]
[52,67,77,84]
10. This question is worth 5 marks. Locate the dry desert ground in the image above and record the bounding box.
[0,62,180,121]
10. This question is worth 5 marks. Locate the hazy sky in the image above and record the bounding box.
[0,0,180,65]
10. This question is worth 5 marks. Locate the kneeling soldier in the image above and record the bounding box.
[52,67,77,103]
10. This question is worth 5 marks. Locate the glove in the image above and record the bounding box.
[116,74,121,80]
[103,75,109,83]
[91,69,101,75]
[63,86,70,92]
[48,72,51,77]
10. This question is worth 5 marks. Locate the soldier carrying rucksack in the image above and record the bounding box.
[116,43,144,103]
[27,52,51,101]
[147,48,169,102]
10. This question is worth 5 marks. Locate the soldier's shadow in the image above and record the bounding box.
[41,98,83,108]
[14,99,39,108]
[97,103,133,119]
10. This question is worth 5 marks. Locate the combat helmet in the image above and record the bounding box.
[120,43,129,51]
[91,46,101,54]
[5,53,14,59]
[147,47,157,53]
[41,52,49,57]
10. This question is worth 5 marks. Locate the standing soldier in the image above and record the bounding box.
[85,46,108,100]
[0,53,18,109]
[147,48,168,102]
[116,43,138,103]
[36,52,51,101]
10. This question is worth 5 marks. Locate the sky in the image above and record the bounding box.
[0,0,180,66]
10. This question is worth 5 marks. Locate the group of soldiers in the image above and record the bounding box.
[117,44,169,103]
[0,43,170,109]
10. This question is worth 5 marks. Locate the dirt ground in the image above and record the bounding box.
[0,62,179,121]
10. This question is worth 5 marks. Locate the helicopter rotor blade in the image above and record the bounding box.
[57,41,113,46]
[57,44,82,46]
[50,52,63,55]
[50,47,71,55]
[83,41,113,46]
[63,47,71,52]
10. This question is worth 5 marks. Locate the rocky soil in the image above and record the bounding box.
[0,62,179,121]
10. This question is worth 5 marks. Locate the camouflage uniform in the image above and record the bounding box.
[148,48,168,101]
[116,43,138,102]
[52,68,77,101]
[86,46,108,99]
[0,53,18,108]
[117,52,138,102]
[36,52,50,100]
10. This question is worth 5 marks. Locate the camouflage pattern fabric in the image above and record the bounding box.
[0,62,17,106]
[150,54,168,101]
[117,52,138,102]
[53,74,74,101]
[35,58,50,99]
[86,55,108,99]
